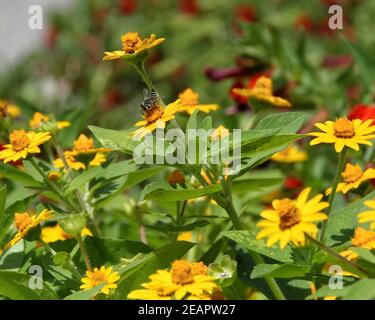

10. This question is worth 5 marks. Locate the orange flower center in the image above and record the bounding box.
[10,130,31,152]
[191,262,208,276]
[74,134,94,152]
[333,118,355,138]
[90,271,108,286]
[121,32,143,53]
[352,227,375,248]
[144,105,165,123]
[341,164,363,183]
[14,213,33,232]
[179,88,199,106]
[277,199,301,231]
[167,170,185,185]
[171,260,194,285]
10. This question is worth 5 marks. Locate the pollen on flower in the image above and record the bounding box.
[121,32,143,53]
[333,118,355,138]
[191,262,208,276]
[171,260,194,285]
[14,213,32,232]
[277,199,301,231]
[10,130,31,152]
[342,163,363,183]
[144,105,164,123]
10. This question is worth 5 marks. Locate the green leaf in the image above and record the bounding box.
[351,248,375,264]
[0,271,41,300]
[140,182,222,201]
[232,170,283,192]
[64,283,106,300]
[121,166,164,190]
[0,184,6,218]
[208,255,237,287]
[89,126,139,154]
[84,237,153,267]
[186,110,198,131]
[251,264,310,279]
[326,191,375,246]
[222,230,293,263]
[0,163,43,188]
[255,111,309,134]
[115,241,195,299]
[0,240,25,270]
[67,161,137,192]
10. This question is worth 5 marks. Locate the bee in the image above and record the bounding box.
[140,88,160,114]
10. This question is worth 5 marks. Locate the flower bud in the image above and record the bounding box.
[60,215,86,236]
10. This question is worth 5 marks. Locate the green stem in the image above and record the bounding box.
[131,61,154,90]
[76,234,92,271]
[320,148,347,241]
[305,233,369,277]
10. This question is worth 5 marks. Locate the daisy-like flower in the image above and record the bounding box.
[72,134,110,155]
[358,199,375,230]
[326,163,375,195]
[127,260,217,300]
[29,112,70,130]
[178,88,219,115]
[41,224,92,244]
[0,99,21,118]
[308,118,375,153]
[132,99,183,137]
[211,125,230,140]
[53,151,106,171]
[232,76,291,108]
[256,188,328,248]
[271,145,307,163]
[103,32,165,61]
[4,210,53,250]
[340,227,375,261]
[0,130,51,163]
[80,266,120,295]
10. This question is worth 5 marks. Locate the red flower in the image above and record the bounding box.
[179,0,199,16]
[233,4,256,34]
[284,176,304,190]
[119,0,136,15]
[44,26,59,49]
[348,104,375,125]
[230,81,248,104]
[294,14,313,31]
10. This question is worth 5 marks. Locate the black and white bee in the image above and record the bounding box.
[140,88,160,114]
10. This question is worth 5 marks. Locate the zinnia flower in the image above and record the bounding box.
[358,199,375,230]
[4,210,53,250]
[308,118,375,152]
[128,260,217,300]
[178,88,219,115]
[80,266,120,295]
[0,130,51,163]
[256,188,328,248]
[29,112,70,130]
[103,32,165,61]
[232,76,291,108]
[326,163,375,195]
[271,145,307,163]
[340,227,375,261]
[132,99,182,137]
[0,100,21,118]
[348,104,375,125]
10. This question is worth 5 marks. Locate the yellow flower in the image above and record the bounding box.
[4,210,53,250]
[256,188,328,248]
[103,32,165,61]
[211,125,230,140]
[340,227,375,261]
[232,77,291,108]
[41,224,93,243]
[80,266,120,295]
[326,163,375,195]
[308,118,375,153]
[271,145,307,163]
[0,130,51,163]
[0,100,21,118]
[358,199,375,230]
[128,260,217,300]
[177,232,192,242]
[132,99,183,137]
[178,88,219,115]
[53,151,107,171]
[29,112,70,130]
[48,171,62,181]
[72,134,110,154]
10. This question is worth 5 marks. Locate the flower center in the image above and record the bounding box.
[191,262,208,276]
[90,271,108,286]
[179,88,199,106]
[333,118,355,138]
[144,105,165,123]
[352,227,375,248]
[277,199,301,231]
[74,134,94,152]
[10,130,31,152]
[171,260,194,285]
[341,164,363,183]
[14,213,33,232]
[121,32,143,53]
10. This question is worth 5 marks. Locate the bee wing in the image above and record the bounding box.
[143,88,150,99]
